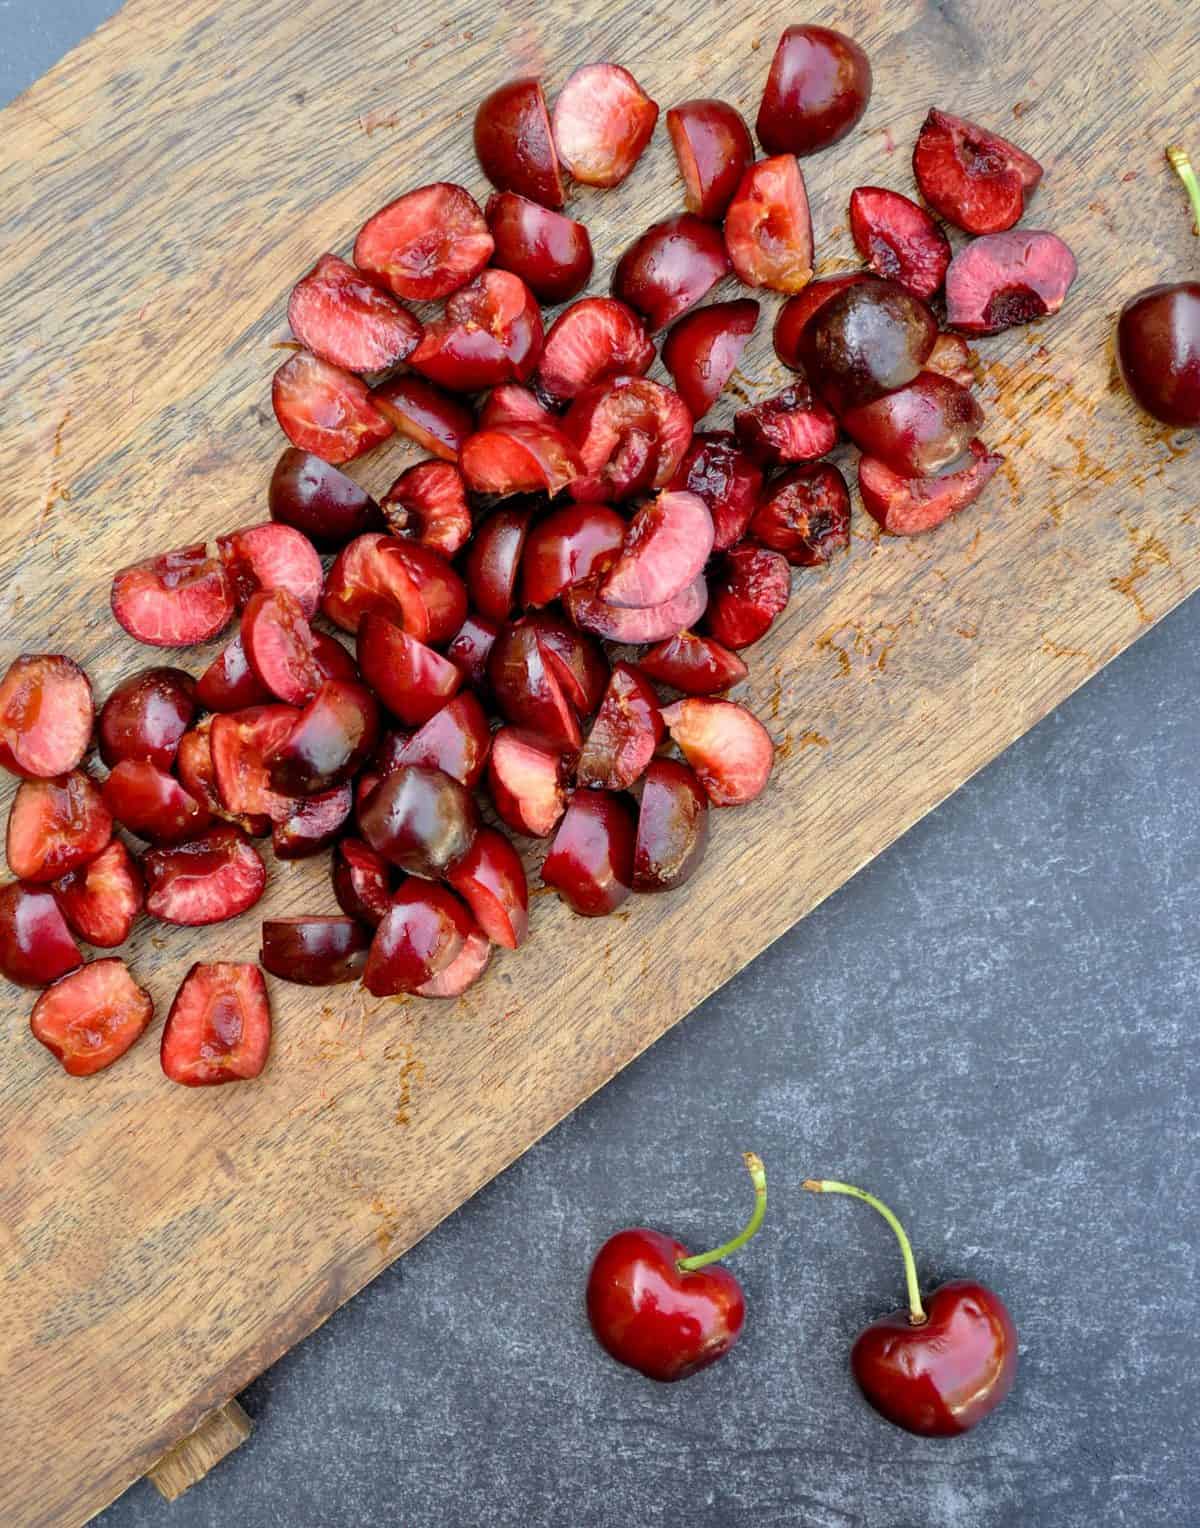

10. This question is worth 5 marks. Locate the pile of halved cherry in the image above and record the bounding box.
[1,26,1078,1084]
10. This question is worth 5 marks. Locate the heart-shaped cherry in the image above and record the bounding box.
[586,1152,767,1382]
[804,1178,1017,1435]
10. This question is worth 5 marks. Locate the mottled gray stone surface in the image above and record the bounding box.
[6,10,1199,1528]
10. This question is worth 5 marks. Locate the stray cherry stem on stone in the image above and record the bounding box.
[676,1152,767,1273]
[802,1178,927,1325]
[1166,145,1200,236]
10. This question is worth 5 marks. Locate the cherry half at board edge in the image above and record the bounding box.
[585,1151,767,1383]
[803,1177,1018,1437]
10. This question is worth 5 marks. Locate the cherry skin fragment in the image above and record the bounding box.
[474,78,564,209]
[98,666,196,772]
[858,438,1002,536]
[944,230,1078,336]
[272,352,393,465]
[269,448,383,547]
[849,187,951,302]
[7,770,112,883]
[750,462,851,566]
[370,376,475,462]
[667,99,755,220]
[52,838,143,948]
[613,214,731,332]
[724,156,814,292]
[0,881,82,988]
[912,109,1043,236]
[31,959,154,1076]
[111,544,235,648]
[552,64,658,188]
[144,827,267,926]
[0,655,94,780]
[542,789,636,916]
[161,962,271,1085]
[662,298,759,421]
[757,25,872,155]
[287,252,422,373]
[354,182,494,300]
[261,917,370,986]
[486,192,592,304]
[446,826,530,949]
[333,837,393,927]
[660,699,774,806]
[633,757,710,892]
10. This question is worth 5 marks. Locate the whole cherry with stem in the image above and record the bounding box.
[804,1178,1017,1436]
[586,1152,767,1382]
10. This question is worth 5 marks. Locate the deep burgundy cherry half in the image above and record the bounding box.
[586,1152,766,1382]
[804,1178,1018,1436]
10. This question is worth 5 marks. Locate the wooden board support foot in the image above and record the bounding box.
[146,1402,253,1503]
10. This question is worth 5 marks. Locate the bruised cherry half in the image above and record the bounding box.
[750,462,851,566]
[670,432,763,552]
[945,230,1077,336]
[912,110,1043,236]
[633,757,710,892]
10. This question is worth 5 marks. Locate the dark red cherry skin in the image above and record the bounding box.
[356,612,461,727]
[666,99,755,221]
[841,372,984,478]
[488,623,581,750]
[269,448,383,548]
[260,917,369,986]
[446,826,529,950]
[267,680,380,796]
[612,214,731,332]
[750,462,851,566]
[101,760,212,845]
[197,636,273,712]
[519,615,609,716]
[521,503,625,608]
[466,505,533,624]
[446,614,500,691]
[385,691,493,789]
[850,1280,1018,1437]
[669,432,763,552]
[1116,282,1200,428]
[474,78,565,210]
[487,192,593,305]
[409,270,544,394]
[370,376,476,463]
[633,758,709,892]
[364,881,476,996]
[798,277,938,414]
[358,764,479,879]
[756,25,872,156]
[663,299,759,421]
[586,1227,745,1382]
[706,545,791,650]
[272,784,352,859]
[639,631,748,695]
[98,667,197,772]
[0,881,82,988]
[773,272,870,370]
[332,837,393,927]
[541,789,635,916]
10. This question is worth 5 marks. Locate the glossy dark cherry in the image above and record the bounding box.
[358,764,479,878]
[773,272,870,370]
[669,432,763,552]
[268,448,382,547]
[666,99,755,221]
[633,758,710,892]
[541,790,635,916]
[756,25,872,156]
[260,917,370,986]
[798,276,938,414]
[486,192,593,304]
[474,78,564,209]
[612,214,731,332]
[841,372,984,478]
[662,299,759,421]
[1117,283,1200,428]
[98,667,197,771]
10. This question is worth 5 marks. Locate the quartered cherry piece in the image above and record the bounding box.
[0,881,82,988]
[7,770,112,883]
[322,533,467,644]
[474,78,565,209]
[411,270,543,393]
[370,376,476,462]
[0,654,94,780]
[488,622,581,750]
[613,214,731,332]
[446,826,529,950]
[479,383,557,431]
[466,507,534,624]
[385,691,493,789]
[52,839,144,949]
[272,783,353,859]
[521,503,626,608]
[354,182,494,300]
[521,614,609,716]
[210,705,300,825]
[660,699,774,806]
[487,192,594,305]
[261,917,370,986]
[269,448,384,547]
[757,25,872,155]
[111,543,235,648]
[662,298,759,421]
[669,432,763,552]
[542,789,636,917]
[600,491,714,611]
[460,423,581,498]
[161,962,271,1085]
[487,727,571,839]
[31,960,154,1076]
[639,631,748,695]
[706,545,791,650]
[841,372,984,478]
[552,63,658,188]
[858,438,1002,536]
[533,297,655,408]
[364,881,477,996]
[750,462,852,565]
[667,99,755,221]
[287,252,422,373]
[850,187,951,302]
[267,679,381,796]
[564,574,708,646]
[144,827,267,926]
[359,764,479,878]
[565,376,692,503]
[272,351,394,465]
[734,382,838,464]
[357,612,461,728]
[576,663,664,791]
[414,928,492,998]
[241,587,324,705]
[382,461,473,560]
[633,757,710,892]
[913,109,1043,235]
[332,837,393,928]
[98,666,196,772]
[724,156,814,292]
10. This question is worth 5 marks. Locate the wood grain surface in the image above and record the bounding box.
[1,0,1197,1522]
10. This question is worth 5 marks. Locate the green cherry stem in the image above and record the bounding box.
[676,1152,767,1273]
[1166,145,1200,236]
[803,1178,927,1325]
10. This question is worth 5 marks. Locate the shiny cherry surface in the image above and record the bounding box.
[1117,282,1200,428]
[756,24,871,156]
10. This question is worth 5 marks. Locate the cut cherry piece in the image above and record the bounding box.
[520,616,609,716]
[486,192,593,305]
[216,522,324,620]
[269,448,383,548]
[662,298,759,421]
[613,214,731,332]
[177,718,253,828]
[706,545,791,650]
[479,383,557,432]
[841,372,984,478]
[661,698,774,806]
[210,704,300,824]
[287,252,422,373]
[565,375,692,503]
[197,636,272,712]
[386,691,492,789]
[272,351,393,465]
[576,663,663,791]
[381,461,473,560]
[261,916,370,985]
[488,622,581,749]
[411,270,543,393]
[487,727,571,838]
[354,182,494,300]
[734,383,838,464]
[370,376,475,462]
[667,98,755,221]
[241,587,323,705]
[565,574,708,645]
[522,503,625,607]
[313,633,359,685]
[542,789,635,916]
[757,25,872,156]
[7,770,112,884]
[633,757,710,892]
[859,437,1003,536]
[669,432,763,552]
[724,156,814,292]
[465,507,533,623]
[639,631,748,695]
[533,297,655,408]
[323,532,468,643]
[102,760,211,845]
[357,612,461,727]
[111,543,234,648]
[798,277,938,414]
[849,187,951,302]
[0,655,93,780]
[552,63,658,188]
[98,666,196,772]
[144,827,266,926]
[944,230,1078,336]
[52,839,144,949]
[927,333,975,388]
[364,881,475,996]
[359,764,479,878]
[600,491,714,610]
[31,959,153,1076]
[333,837,393,927]
[912,109,1043,236]
[446,614,499,690]
[161,962,271,1084]
[750,462,852,566]
[460,424,582,498]
[474,78,565,209]
[773,272,871,370]
[0,882,81,988]
[272,783,353,859]
[446,826,530,950]
[414,929,492,998]
[267,680,380,795]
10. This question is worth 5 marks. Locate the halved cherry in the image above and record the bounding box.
[370,376,475,462]
[7,771,112,883]
[667,98,755,221]
[944,230,1078,335]
[364,881,476,996]
[460,424,582,498]
[734,383,838,463]
[474,78,565,209]
[639,631,748,694]
[565,375,692,503]
[487,727,571,838]
[542,789,635,916]
[241,588,323,705]
[102,760,211,845]
[357,612,461,727]
[381,461,473,560]
[533,298,655,408]
[613,214,731,332]
[858,437,1003,536]
[272,783,353,859]
[111,543,234,648]
[411,270,543,393]
[926,332,975,389]
[912,109,1043,236]
[849,187,951,302]
[660,698,774,806]
[841,372,984,478]
[332,837,393,927]
[447,614,500,689]
[479,383,557,431]
[287,252,423,373]
[323,532,468,643]
[669,432,763,552]
[633,757,710,892]
[446,826,529,949]
[576,663,663,791]
[161,962,270,1084]
[564,574,708,645]
[600,491,714,610]
[144,827,267,925]
[359,764,479,878]
[261,916,369,985]
[272,351,394,465]
[31,960,153,1076]
[267,679,380,795]
[0,655,94,780]
[488,622,581,749]
[662,298,759,420]
[750,462,852,566]
[0,882,81,988]
[385,691,492,788]
[521,615,609,715]
[216,522,324,619]
[522,503,625,606]
[773,272,870,369]
[706,545,791,650]
[552,63,658,188]
[210,704,301,824]
[724,156,814,292]
[487,192,593,304]
[52,839,144,949]
[98,666,196,772]
[269,448,384,548]
[756,24,872,156]
[354,182,494,300]
[414,929,491,998]
[465,507,533,623]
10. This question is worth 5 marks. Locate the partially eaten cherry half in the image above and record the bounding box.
[803,1178,1018,1436]
[587,1152,767,1382]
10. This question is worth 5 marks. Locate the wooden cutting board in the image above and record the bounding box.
[1,0,1197,1522]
